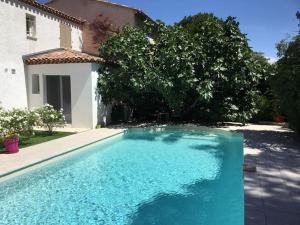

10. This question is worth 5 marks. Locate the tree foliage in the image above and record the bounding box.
[98,14,271,123]
[273,12,300,131]
[179,14,272,122]
[98,22,198,117]
[251,53,277,121]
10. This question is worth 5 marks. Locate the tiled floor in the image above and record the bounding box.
[224,124,300,225]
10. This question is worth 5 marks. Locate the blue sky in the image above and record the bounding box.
[41,0,299,59]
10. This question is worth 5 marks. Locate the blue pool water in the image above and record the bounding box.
[0,127,244,225]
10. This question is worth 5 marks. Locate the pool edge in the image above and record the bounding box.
[0,131,125,181]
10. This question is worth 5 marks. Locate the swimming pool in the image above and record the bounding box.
[0,127,244,225]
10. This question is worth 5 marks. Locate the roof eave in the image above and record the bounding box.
[23,48,105,65]
[18,0,85,25]
[24,59,104,65]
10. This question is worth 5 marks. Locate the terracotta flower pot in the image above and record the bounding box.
[274,116,284,123]
[3,138,19,154]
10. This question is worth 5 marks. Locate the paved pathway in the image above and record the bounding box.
[224,124,300,225]
[0,128,124,177]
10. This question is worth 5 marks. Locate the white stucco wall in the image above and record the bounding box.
[27,63,95,128]
[0,0,82,109]
[91,63,112,127]
[27,63,111,128]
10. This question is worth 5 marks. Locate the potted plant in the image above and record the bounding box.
[274,115,284,123]
[3,133,19,154]
[0,108,36,154]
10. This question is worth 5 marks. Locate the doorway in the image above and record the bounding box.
[45,75,72,123]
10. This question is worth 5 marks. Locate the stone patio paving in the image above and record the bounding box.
[224,124,300,225]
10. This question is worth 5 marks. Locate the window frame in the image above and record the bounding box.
[26,14,36,39]
[32,74,40,94]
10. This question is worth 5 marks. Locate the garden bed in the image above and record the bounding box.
[0,131,74,153]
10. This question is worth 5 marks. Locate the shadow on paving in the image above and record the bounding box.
[239,128,300,225]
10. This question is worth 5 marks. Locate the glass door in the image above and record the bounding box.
[46,76,61,110]
[61,76,71,123]
[45,75,72,123]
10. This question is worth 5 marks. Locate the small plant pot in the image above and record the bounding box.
[274,116,284,123]
[3,138,19,154]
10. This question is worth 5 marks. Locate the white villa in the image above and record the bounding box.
[0,0,150,128]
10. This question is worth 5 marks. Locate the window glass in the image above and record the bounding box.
[32,74,40,94]
[26,14,36,37]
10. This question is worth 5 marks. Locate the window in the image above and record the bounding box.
[60,22,72,49]
[32,74,40,94]
[26,14,36,38]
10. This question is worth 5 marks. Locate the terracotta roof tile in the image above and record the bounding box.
[24,48,104,65]
[18,0,85,24]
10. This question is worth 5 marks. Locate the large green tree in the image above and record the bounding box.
[98,14,270,123]
[179,14,271,122]
[98,21,199,118]
[273,12,300,131]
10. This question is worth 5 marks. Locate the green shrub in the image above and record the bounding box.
[253,95,277,122]
[35,104,65,134]
[0,108,38,138]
